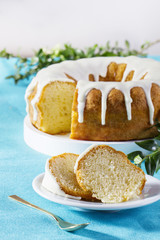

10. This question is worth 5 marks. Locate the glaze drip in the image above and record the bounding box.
[77,80,160,125]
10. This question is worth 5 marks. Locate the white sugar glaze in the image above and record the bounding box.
[25,56,160,125]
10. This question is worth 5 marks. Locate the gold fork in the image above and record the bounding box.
[9,195,89,232]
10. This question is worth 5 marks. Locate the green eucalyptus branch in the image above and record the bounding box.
[128,122,160,176]
[0,40,159,84]
[140,39,160,52]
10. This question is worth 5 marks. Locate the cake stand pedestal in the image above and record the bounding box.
[24,116,143,156]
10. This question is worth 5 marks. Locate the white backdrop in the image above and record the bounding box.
[0,0,160,56]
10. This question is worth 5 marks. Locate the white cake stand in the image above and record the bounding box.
[24,115,143,156]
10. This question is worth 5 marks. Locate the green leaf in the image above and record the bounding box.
[6,75,15,79]
[145,156,157,176]
[127,151,144,161]
[136,140,158,151]
[156,160,160,173]
[141,41,150,50]
[0,49,14,58]
[154,134,160,140]
[106,41,110,50]
[125,40,130,49]
[115,41,118,47]
[141,44,145,50]
[152,151,160,173]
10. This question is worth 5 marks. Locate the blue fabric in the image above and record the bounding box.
[0,56,160,240]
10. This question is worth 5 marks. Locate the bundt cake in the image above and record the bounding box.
[75,145,146,203]
[42,153,93,200]
[25,56,160,141]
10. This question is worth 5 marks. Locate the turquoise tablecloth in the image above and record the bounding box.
[0,57,160,240]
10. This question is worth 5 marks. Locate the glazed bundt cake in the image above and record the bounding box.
[25,56,160,141]
[42,153,93,200]
[75,145,146,203]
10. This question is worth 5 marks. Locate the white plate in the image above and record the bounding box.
[24,116,143,156]
[32,173,160,211]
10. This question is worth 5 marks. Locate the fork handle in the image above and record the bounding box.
[9,195,59,222]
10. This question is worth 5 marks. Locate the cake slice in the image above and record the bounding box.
[75,145,146,203]
[27,80,76,135]
[42,153,93,200]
